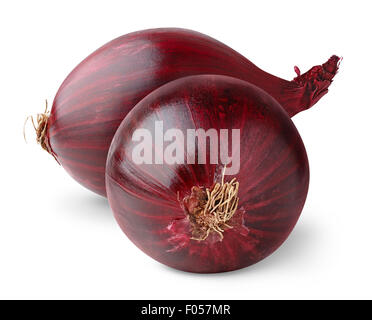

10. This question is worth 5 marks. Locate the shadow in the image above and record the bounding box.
[54,189,114,224]
[243,218,316,274]
[156,214,317,277]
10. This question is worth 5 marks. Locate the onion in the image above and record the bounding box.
[106,75,310,273]
[34,28,339,196]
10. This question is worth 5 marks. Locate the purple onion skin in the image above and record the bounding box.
[46,28,338,196]
[106,75,310,273]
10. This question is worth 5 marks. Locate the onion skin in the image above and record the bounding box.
[106,75,310,273]
[46,28,339,196]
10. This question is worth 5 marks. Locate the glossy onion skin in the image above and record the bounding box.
[46,28,337,196]
[106,75,310,273]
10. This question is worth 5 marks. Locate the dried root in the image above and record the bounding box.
[184,166,240,241]
[24,100,58,162]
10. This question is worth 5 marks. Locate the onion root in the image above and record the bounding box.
[183,166,239,241]
[24,100,58,163]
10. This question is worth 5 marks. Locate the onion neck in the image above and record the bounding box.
[287,55,341,116]
[182,169,240,241]
[286,55,341,117]
[253,55,341,118]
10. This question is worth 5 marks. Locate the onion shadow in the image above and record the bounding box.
[53,189,114,224]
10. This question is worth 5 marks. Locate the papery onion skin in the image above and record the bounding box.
[106,75,310,273]
[45,28,338,196]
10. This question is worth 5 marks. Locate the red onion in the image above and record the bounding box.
[106,75,310,273]
[36,28,339,196]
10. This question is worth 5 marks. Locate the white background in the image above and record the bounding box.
[1,0,371,299]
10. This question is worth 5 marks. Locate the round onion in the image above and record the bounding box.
[106,75,309,273]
